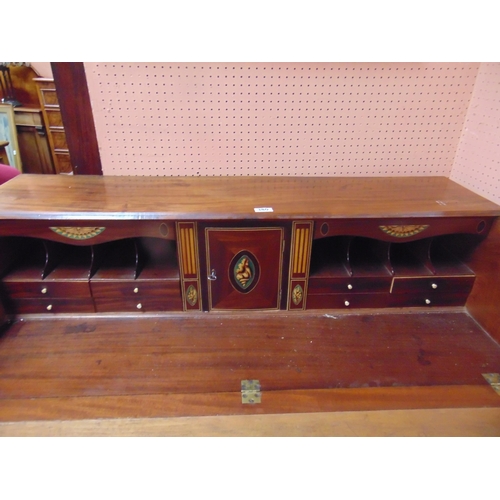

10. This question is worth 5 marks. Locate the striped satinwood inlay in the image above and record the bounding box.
[293,227,310,276]
[180,226,197,276]
[177,222,202,311]
[289,221,313,310]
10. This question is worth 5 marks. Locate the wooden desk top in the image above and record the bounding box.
[0,174,499,221]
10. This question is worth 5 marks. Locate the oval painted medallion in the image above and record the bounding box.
[229,250,260,293]
[186,284,198,306]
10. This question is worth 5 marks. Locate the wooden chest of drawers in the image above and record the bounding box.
[33,78,73,174]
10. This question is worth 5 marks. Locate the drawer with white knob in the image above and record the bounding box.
[90,280,181,300]
[389,293,470,308]
[7,298,96,314]
[390,276,475,295]
[308,276,392,295]
[91,280,183,312]
[306,292,391,310]
[1,280,91,299]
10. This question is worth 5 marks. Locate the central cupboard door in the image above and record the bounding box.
[206,227,284,310]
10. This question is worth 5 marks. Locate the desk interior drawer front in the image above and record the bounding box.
[2,280,91,299]
[94,294,183,313]
[306,293,390,310]
[308,276,392,295]
[90,280,180,299]
[7,298,96,314]
[14,111,43,127]
[389,293,469,308]
[390,276,475,295]
[92,280,183,312]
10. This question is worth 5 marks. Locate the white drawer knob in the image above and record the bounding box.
[133,287,139,293]
[347,284,353,290]
[344,300,350,307]
[425,299,431,305]
[136,303,142,309]
[41,287,48,294]
[431,283,438,289]
[46,304,53,311]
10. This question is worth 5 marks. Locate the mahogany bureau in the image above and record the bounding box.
[0,175,498,318]
[1,174,500,424]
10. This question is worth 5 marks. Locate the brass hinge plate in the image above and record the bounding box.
[241,379,261,404]
[482,373,500,396]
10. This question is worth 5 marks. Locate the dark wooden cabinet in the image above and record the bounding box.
[13,108,55,175]
[205,227,284,310]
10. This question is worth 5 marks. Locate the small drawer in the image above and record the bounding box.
[390,276,475,295]
[94,295,183,313]
[7,298,96,314]
[308,276,392,295]
[90,280,180,299]
[2,280,91,299]
[52,130,69,150]
[40,89,59,107]
[46,110,65,128]
[306,293,390,310]
[389,293,469,308]
[14,111,43,127]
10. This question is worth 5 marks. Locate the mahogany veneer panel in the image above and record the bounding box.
[0,175,499,221]
[1,312,500,402]
[4,407,500,437]
[466,219,500,343]
[0,386,499,424]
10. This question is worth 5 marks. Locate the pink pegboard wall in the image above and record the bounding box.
[84,63,479,177]
[450,63,500,205]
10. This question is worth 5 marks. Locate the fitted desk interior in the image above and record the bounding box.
[1,174,500,422]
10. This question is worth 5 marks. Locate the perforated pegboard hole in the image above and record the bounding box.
[85,63,479,177]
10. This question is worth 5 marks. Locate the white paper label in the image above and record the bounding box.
[254,207,274,212]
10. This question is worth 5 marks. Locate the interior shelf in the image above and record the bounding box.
[309,236,352,278]
[90,237,179,281]
[310,234,475,280]
[0,237,93,282]
[390,237,474,277]
[0,236,180,284]
[310,236,392,279]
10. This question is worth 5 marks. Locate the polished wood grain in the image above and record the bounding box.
[1,312,499,401]
[3,407,500,436]
[0,175,499,221]
[0,220,177,245]
[51,63,102,175]
[7,65,41,108]
[466,219,500,343]
[0,385,498,423]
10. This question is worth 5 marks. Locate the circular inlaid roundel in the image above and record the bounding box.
[229,250,260,293]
